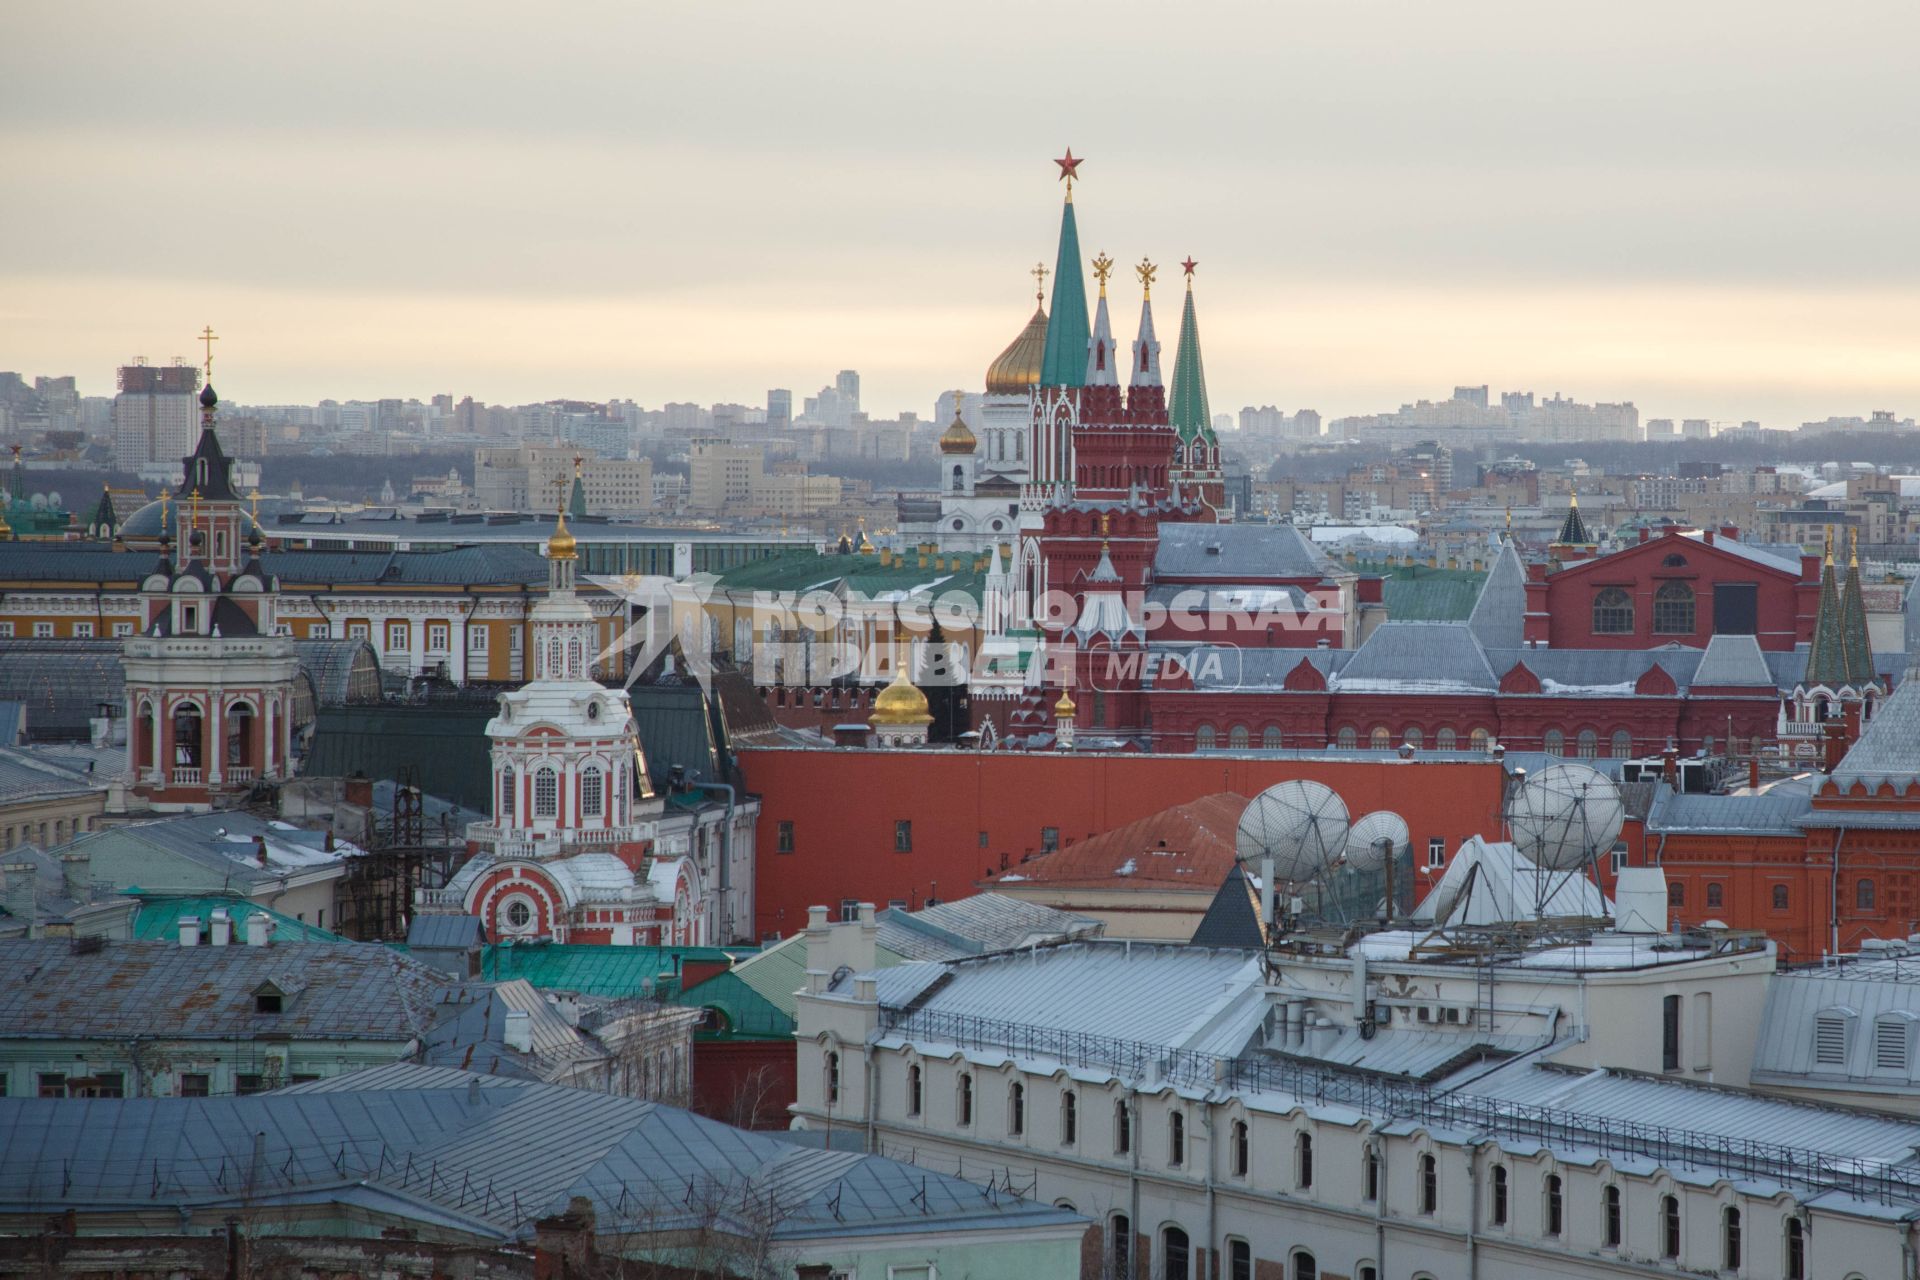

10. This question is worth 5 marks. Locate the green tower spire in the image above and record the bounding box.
[1038,196,1090,388]
[1805,530,1848,686]
[1840,529,1875,683]
[1167,265,1213,444]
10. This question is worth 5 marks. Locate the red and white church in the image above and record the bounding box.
[438,509,712,945]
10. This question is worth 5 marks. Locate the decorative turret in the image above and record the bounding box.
[1128,258,1163,401]
[1790,526,1883,756]
[1085,253,1118,387]
[1841,528,1874,683]
[1805,529,1846,687]
[568,456,588,519]
[1556,492,1591,547]
[1166,259,1213,450]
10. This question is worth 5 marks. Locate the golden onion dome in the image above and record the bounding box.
[985,304,1048,396]
[938,411,977,455]
[547,509,578,561]
[1054,689,1076,716]
[871,670,933,726]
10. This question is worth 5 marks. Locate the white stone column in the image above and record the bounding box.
[206,695,223,784]
[262,697,276,777]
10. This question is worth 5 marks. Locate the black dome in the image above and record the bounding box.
[199,383,218,409]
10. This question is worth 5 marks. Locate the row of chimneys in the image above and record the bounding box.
[0,852,92,920]
[178,907,277,947]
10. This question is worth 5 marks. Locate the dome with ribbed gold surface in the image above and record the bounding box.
[938,410,977,455]
[985,305,1048,395]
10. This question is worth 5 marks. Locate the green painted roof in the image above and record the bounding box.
[568,474,587,519]
[1806,554,1847,686]
[1556,500,1592,546]
[1167,282,1213,444]
[477,941,744,998]
[1038,199,1089,388]
[673,969,794,1040]
[1841,558,1875,682]
[1358,562,1489,621]
[131,895,345,944]
[713,549,984,604]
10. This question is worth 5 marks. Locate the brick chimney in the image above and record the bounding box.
[533,1196,596,1280]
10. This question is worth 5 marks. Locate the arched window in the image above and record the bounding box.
[1228,724,1249,749]
[1008,1081,1025,1136]
[1168,1111,1185,1166]
[1290,1250,1317,1280]
[1337,726,1358,749]
[956,1072,973,1127]
[1858,878,1878,910]
[906,1064,922,1116]
[1490,1164,1509,1225]
[1577,728,1599,759]
[1194,724,1217,750]
[1436,727,1457,750]
[1162,1227,1191,1280]
[1109,1215,1131,1280]
[1231,1119,1249,1177]
[1723,1206,1742,1270]
[1295,1131,1314,1189]
[1470,727,1492,752]
[951,464,964,492]
[1370,726,1391,749]
[1669,880,1686,907]
[1060,1090,1077,1145]
[533,767,558,819]
[1611,729,1633,758]
[824,1051,840,1104]
[580,765,603,818]
[1363,1145,1381,1201]
[1603,1183,1622,1247]
[1773,884,1790,910]
[1785,1216,1806,1280]
[1545,1173,1564,1235]
[1706,882,1724,908]
[500,767,516,819]
[1115,1099,1132,1154]
[1543,728,1565,755]
[1661,1195,1681,1258]
[1418,1153,1438,1213]
[1262,725,1283,749]
[568,639,583,677]
[1592,586,1634,634]
[1403,727,1423,750]
[1653,580,1695,634]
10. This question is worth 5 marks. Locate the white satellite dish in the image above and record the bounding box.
[1346,810,1408,872]
[1508,763,1624,872]
[1235,780,1352,928]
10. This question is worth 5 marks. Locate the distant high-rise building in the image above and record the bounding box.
[113,361,200,474]
[767,389,792,430]
[835,370,860,413]
[1453,385,1490,408]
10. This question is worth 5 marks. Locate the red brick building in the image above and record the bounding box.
[738,745,1507,939]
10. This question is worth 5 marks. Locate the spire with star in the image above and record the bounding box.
[1038,150,1091,389]
[1166,258,1214,447]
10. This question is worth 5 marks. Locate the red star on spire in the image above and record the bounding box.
[1181,256,1199,280]
[1054,149,1083,185]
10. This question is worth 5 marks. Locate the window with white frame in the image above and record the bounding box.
[580,765,604,818]
[427,622,449,652]
[533,767,558,819]
[0,623,13,638]
[33,621,53,637]
[1427,837,1446,868]
[468,626,489,652]
[386,621,408,651]
[74,621,94,637]
[348,622,370,640]
[112,622,132,637]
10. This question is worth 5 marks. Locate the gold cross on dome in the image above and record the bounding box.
[198,325,218,378]
[1031,262,1048,304]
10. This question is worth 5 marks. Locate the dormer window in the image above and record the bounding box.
[253,984,285,1015]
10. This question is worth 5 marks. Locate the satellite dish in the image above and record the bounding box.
[1509,763,1624,871]
[1346,810,1409,872]
[1236,781,1352,931]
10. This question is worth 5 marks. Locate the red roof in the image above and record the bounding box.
[988,792,1250,890]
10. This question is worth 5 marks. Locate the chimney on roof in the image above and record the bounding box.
[254,835,268,865]
[503,1008,533,1054]
[1662,741,1679,786]
[2,862,36,923]
[245,912,273,947]
[179,915,201,947]
[58,851,89,900]
[208,908,232,947]
[324,827,335,853]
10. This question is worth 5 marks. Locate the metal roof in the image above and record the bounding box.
[730,932,909,1023]
[407,913,487,951]
[985,793,1247,891]
[1153,523,1340,582]
[0,745,107,805]
[1465,543,1525,646]
[1376,566,1488,624]
[1753,960,1920,1090]
[0,641,126,741]
[877,893,1103,959]
[1333,622,1498,694]
[62,811,353,895]
[1646,784,1812,837]
[0,1069,1084,1244]
[477,942,741,999]
[1691,633,1777,687]
[130,895,346,945]
[0,938,446,1041]
[1188,865,1266,949]
[1831,677,1920,791]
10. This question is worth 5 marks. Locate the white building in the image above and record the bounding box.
[795,891,1911,1280]
[111,363,200,476]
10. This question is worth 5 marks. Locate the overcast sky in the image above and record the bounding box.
[4,1,1917,426]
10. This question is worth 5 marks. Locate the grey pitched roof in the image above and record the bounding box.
[0,745,107,805]
[1153,522,1340,581]
[1752,960,1920,1091]
[0,641,126,741]
[408,913,487,950]
[60,811,350,895]
[1332,622,1497,693]
[1485,644,1707,694]
[1645,782,1812,837]
[875,893,1102,961]
[1466,541,1526,650]
[0,1069,1085,1243]
[0,938,446,1041]
[1831,677,1920,791]
[1188,864,1266,949]
[1691,633,1776,686]
[417,979,608,1082]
